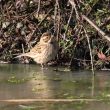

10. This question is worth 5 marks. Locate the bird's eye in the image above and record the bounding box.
[43,36,50,42]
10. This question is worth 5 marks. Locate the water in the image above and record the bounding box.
[0,64,110,110]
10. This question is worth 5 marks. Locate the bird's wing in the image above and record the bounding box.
[15,42,48,59]
[30,42,47,54]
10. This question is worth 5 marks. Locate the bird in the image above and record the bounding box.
[16,32,58,68]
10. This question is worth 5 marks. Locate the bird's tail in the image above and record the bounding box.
[15,53,32,58]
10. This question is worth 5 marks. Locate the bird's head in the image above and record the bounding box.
[40,32,56,44]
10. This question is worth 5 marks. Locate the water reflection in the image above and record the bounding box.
[0,64,110,110]
[0,64,110,99]
[0,64,55,99]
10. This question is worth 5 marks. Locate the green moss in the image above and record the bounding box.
[6,75,32,84]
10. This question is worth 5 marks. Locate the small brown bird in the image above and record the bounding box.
[16,32,58,68]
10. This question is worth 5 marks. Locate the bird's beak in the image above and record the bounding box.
[49,35,54,44]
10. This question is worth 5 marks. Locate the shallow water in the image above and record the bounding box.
[0,64,110,110]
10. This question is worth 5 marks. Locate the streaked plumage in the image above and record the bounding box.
[16,32,58,67]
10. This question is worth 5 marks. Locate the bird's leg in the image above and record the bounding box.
[41,63,44,69]
[41,63,48,70]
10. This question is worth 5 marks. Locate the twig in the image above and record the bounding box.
[86,0,100,16]
[69,25,83,66]
[82,15,110,42]
[100,16,110,27]
[21,44,25,53]
[83,27,95,75]
[54,0,58,33]
[64,6,74,36]
[0,98,108,103]
[68,0,81,67]
[73,57,96,62]
[69,1,95,74]
[38,8,53,26]
[29,8,53,38]
[54,0,61,40]
[56,0,61,40]
[69,0,80,20]
[37,0,41,17]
